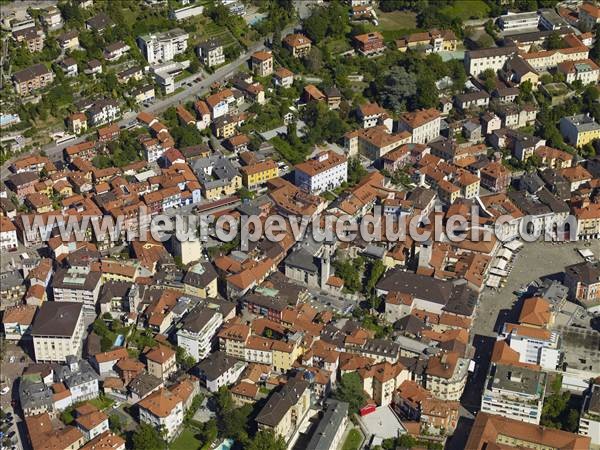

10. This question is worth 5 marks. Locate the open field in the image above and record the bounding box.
[375,9,420,41]
[440,0,490,20]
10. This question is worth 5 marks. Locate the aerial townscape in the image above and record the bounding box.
[2,0,600,450]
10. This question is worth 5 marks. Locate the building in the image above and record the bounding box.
[86,99,120,127]
[86,12,113,33]
[137,29,189,64]
[0,216,18,252]
[53,266,102,310]
[559,114,600,148]
[273,67,294,88]
[479,161,511,193]
[197,38,225,67]
[103,41,130,62]
[353,32,385,57]
[345,126,411,159]
[74,405,109,442]
[13,26,45,53]
[573,203,600,241]
[425,351,469,401]
[557,59,600,86]
[564,261,600,305]
[465,47,517,77]
[283,33,312,58]
[31,302,84,362]
[12,63,54,95]
[579,383,600,446]
[305,400,349,450]
[2,304,36,341]
[396,29,457,53]
[170,5,204,21]
[522,46,590,72]
[67,113,88,135]
[398,108,442,144]
[176,306,223,361]
[498,11,540,31]
[80,432,125,450]
[25,413,84,450]
[145,345,176,381]
[579,2,600,31]
[251,50,274,76]
[465,412,590,449]
[294,151,348,194]
[57,30,79,50]
[255,378,311,440]
[240,160,279,189]
[138,388,183,441]
[182,262,218,297]
[195,351,246,392]
[40,6,63,30]
[481,363,546,424]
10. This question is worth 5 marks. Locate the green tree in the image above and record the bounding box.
[248,430,286,450]
[132,423,165,450]
[334,372,366,414]
[347,157,367,186]
[176,347,196,371]
[377,66,417,113]
[546,32,564,50]
[481,68,497,92]
[366,260,386,296]
[109,414,123,434]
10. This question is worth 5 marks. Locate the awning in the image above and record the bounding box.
[504,240,523,252]
[492,258,508,270]
[497,248,513,261]
[490,268,509,277]
[486,275,501,288]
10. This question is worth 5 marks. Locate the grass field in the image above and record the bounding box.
[342,429,363,450]
[375,9,421,41]
[440,0,490,20]
[170,428,202,450]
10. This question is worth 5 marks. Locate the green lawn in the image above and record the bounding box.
[440,0,490,20]
[373,9,421,42]
[88,395,115,410]
[342,428,363,450]
[170,428,203,450]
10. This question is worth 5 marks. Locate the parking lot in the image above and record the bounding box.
[472,240,600,337]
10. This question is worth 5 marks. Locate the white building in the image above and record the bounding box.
[197,38,225,68]
[557,59,600,86]
[170,5,204,21]
[137,28,189,65]
[138,388,183,442]
[196,351,246,392]
[0,216,18,252]
[481,363,546,424]
[176,306,223,362]
[31,302,84,362]
[579,384,600,446]
[398,108,442,145]
[501,323,561,371]
[294,151,348,194]
[465,46,517,77]
[498,11,539,31]
[52,266,102,311]
[87,99,120,127]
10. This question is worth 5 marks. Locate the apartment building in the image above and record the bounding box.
[501,322,560,370]
[255,378,311,440]
[396,29,457,53]
[479,161,511,193]
[294,151,348,194]
[522,46,590,71]
[425,351,469,401]
[305,400,349,450]
[481,363,546,424]
[283,33,312,58]
[176,306,223,362]
[465,46,517,77]
[197,38,225,67]
[397,108,442,144]
[240,159,279,189]
[353,32,386,57]
[251,50,274,76]
[559,114,600,148]
[12,63,54,95]
[137,29,189,64]
[86,99,120,127]
[2,304,36,341]
[53,266,102,310]
[31,302,84,362]
[145,345,176,381]
[573,203,600,241]
[196,351,246,392]
[138,388,183,441]
[13,26,45,53]
[0,216,18,252]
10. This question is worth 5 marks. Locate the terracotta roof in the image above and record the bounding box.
[138,387,182,418]
[145,344,175,365]
[518,297,551,328]
[79,431,125,450]
[294,151,347,177]
[75,410,108,431]
[2,304,36,324]
[252,50,272,61]
[399,108,441,129]
[283,33,312,47]
[231,381,259,398]
[94,347,129,363]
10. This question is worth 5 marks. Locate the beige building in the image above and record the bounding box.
[251,50,274,76]
[145,345,177,381]
[283,33,312,58]
[425,351,469,401]
[31,302,84,362]
[13,63,54,95]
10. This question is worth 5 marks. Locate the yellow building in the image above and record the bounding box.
[183,261,218,298]
[240,160,279,189]
[202,175,242,200]
[560,114,600,148]
[271,340,302,372]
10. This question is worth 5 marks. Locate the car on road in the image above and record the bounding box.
[0,387,9,395]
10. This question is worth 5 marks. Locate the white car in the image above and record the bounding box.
[0,386,10,395]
